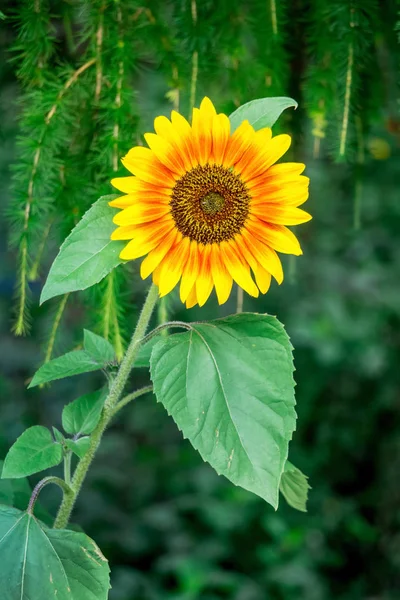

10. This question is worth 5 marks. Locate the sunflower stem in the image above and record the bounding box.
[236,287,244,313]
[53,284,159,529]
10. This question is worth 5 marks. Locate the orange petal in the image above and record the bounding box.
[180,240,201,303]
[240,229,283,284]
[211,113,231,164]
[223,120,255,168]
[122,146,176,187]
[170,111,198,169]
[239,134,292,183]
[192,98,216,166]
[140,229,181,279]
[120,221,174,260]
[220,240,259,297]
[233,127,272,178]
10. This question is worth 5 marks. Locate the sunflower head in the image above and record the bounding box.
[110,97,311,308]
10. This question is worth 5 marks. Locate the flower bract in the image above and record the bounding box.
[110,97,311,307]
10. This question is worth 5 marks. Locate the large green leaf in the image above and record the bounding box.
[29,331,116,388]
[229,97,298,133]
[40,195,125,304]
[150,313,296,508]
[279,460,310,512]
[0,506,110,599]
[2,426,63,479]
[62,388,107,435]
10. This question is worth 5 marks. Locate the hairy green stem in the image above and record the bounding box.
[112,385,153,417]
[28,476,72,516]
[53,284,159,529]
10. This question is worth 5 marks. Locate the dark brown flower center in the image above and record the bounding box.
[170,164,250,244]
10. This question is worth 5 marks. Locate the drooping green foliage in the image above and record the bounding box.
[5,0,398,347]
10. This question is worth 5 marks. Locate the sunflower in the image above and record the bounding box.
[110,97,311,308]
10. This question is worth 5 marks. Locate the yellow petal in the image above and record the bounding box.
[109,195,136,209]
[110,177,139,193]
[241,230,283,284]
[196,245,214,306]
[185,284,198,309]
[120,237,157,260]
[113,203,170,226]
[246,218,302,255]
[140,229,181,279]
[252,262,272,294]
[158,237,190,297]
[111,225,136,240]
[210,245,233,305]
[144,132,185,175]
[254,206,312,225]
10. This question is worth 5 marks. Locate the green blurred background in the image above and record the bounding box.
[1,1,400,599]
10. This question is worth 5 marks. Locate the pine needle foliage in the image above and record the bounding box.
[4,0,399,348]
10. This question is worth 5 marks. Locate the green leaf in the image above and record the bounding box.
[29,350,104,388]
[229,97,298,133]
[62,388,107,435]
[40,195,125,304]
[150,313,296,509]
[0,505,110,599]
[2,426,63,479]
[279,461,311,512]
[65,437,91,459]
[84,330,116,364]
